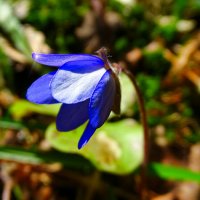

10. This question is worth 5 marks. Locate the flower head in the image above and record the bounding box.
[26,48,121,149]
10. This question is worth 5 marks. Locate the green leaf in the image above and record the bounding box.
[46,119,143,174]
[9,100,60,119]
[173,0,188,18]
[154,16,178,42]
[119,73,136,116]
[149,162,200,183]
[0,146,93,171]
[0,120,24,129]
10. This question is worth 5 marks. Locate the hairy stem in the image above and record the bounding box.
[123,68,149,200]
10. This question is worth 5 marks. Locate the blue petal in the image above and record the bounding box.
[26,71,58,104]
[78,123,96,149]
[32,53,103,67]
[56,100,89,132]
[89,70,116,128]
[51,60,106,104]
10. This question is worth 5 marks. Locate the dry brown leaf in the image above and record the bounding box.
[0,36,29,64]
[24,25,51,53]
[0,89,16,107]
[165,33,200,77]
[13,0,30,19]
[184,70,200,91]
[151,192,175,200]
[163,32,200,89]
[126,48,142,65]
[175,182,200,200]
[161,89,182,104]
[0,25,51,64]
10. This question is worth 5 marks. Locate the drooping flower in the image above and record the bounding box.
[26,47,121,149]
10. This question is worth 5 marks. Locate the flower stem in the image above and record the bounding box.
[123,68,149,200]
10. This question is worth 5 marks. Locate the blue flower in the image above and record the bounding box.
[26,48,121,149]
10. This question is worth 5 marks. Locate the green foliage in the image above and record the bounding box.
[114,37,129,53]
[0,0,31,58]
[1,146,200,183]
[46,120,143,174]
[119,73,136,116]
[173,0,188,17]
[0,120,24,130]
[149,162,200,183]
[0,146,93,171]
[108,0,126,13]
[153,16,178,42]
[137,74,161,99]
[27,0,80,26]
[9,100,60,119]
[0,50,14,89]
[124,4,154,48]
[26,0,87,51]
[142,49,170,75]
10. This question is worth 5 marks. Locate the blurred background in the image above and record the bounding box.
[0,0,200,199]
